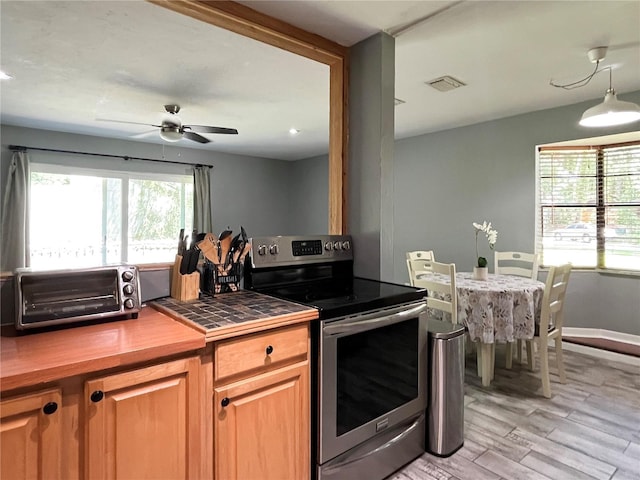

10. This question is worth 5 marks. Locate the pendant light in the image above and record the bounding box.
[550,46,640,128]
[579,68,640,127]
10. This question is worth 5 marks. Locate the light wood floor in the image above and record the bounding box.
[388,344,640,480]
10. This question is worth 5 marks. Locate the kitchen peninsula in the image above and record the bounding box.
[0,292,318,479]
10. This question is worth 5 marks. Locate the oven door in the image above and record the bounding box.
[319,301,428,464]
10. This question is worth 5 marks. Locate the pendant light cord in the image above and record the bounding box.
[550,61,602,90]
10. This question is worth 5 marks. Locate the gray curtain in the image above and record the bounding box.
[1,151,30,271]
[193,165,213,233]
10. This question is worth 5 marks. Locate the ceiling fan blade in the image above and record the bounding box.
[96,118,162,128]
[184,125,238,135]
[183,131,211,144]
[130,129,158,139]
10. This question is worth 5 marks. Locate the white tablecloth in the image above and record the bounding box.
[424,272,545,344]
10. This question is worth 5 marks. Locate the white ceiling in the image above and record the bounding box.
[2,1,639,161]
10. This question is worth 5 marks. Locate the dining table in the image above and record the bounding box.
[422,271,545,386]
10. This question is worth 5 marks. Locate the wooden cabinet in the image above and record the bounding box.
[0,388,62,479]
[213,323,310,480]
[85,356,201,479]
[0,354,202,480]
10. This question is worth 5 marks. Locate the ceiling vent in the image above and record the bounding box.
[394,97,406,106]
[425,75,466,92]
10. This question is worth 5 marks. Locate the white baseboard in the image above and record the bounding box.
[560,341,640,366]
[562,327,640,347]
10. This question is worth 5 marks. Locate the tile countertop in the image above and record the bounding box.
[150,290,319,342]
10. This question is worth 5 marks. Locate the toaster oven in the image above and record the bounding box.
[15,265,141,330]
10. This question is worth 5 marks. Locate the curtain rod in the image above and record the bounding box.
[8,144,212,168]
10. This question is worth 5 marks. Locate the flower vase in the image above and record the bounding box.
[473,266,488,281]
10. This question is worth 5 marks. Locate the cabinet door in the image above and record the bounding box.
[0,388,62,480]
[215,362,309,480]
[85,356,200,479]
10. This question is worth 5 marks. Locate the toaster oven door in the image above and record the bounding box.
[18,269,122,328]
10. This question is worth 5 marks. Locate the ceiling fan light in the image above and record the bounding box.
[579,90,640,127]
[159,126,182,142]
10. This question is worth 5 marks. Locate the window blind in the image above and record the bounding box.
[536,141,640,272]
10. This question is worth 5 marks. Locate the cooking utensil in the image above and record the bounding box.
[218,229,233,272]
[226,233,242,267]
[238,241,252,264]
[197,233,219,264]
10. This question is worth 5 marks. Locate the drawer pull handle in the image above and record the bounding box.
[266,345,274,355]
[42,402,58,415]
[221,397,230,407]
[91,390,104,403]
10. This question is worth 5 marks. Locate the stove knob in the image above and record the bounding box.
[123,284,134,295]
[333,241,342,251]
[124,298,135,309]
[342,240,351,250]
[269,244,279,255]
[324,241,333,251]
[258,244,267,256]
[122,270,134,282]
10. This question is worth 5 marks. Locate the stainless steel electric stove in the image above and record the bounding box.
[245,235,428,480]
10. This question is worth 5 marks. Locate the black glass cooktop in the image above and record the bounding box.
[254,277,426,320]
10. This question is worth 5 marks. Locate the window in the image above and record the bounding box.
[30,163,193,269]
[536,141,640,271]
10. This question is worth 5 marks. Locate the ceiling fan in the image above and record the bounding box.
[100,104,238,144]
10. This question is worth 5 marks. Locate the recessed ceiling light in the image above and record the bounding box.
[0,71,13,80]
[289,128,300,135]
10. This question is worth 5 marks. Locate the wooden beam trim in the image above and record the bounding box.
[148,0,347,65]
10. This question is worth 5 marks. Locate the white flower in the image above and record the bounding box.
[473,220,499,266]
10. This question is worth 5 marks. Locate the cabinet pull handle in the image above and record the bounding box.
[42,402,58,415]
[221,397,230,407]
[90,390,104,403]
[266,345,274,355]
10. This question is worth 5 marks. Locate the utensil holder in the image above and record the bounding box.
[201,260,244,296]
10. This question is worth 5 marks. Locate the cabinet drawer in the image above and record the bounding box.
[215,323,308,382]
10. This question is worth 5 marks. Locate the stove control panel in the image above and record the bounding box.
[250,235,353,268]
[292,239,323,256]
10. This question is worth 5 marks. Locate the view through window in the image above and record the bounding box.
[536,141,640,271]
[30,164,193,269]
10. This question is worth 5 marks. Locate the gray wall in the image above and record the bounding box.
[288,154,329,235]
[392,91,640,336]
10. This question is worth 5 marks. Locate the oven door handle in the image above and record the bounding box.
[323,302,427,336]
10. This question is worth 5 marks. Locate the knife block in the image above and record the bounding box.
[171,255,200,302]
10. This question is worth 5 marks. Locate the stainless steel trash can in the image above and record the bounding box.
[426,320,465,457]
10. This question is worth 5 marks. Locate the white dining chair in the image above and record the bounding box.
[525,263,571,398]
[494,251,540,368]
[494,251,539,279]
[406,250,435,287]
[413,260,456,324]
